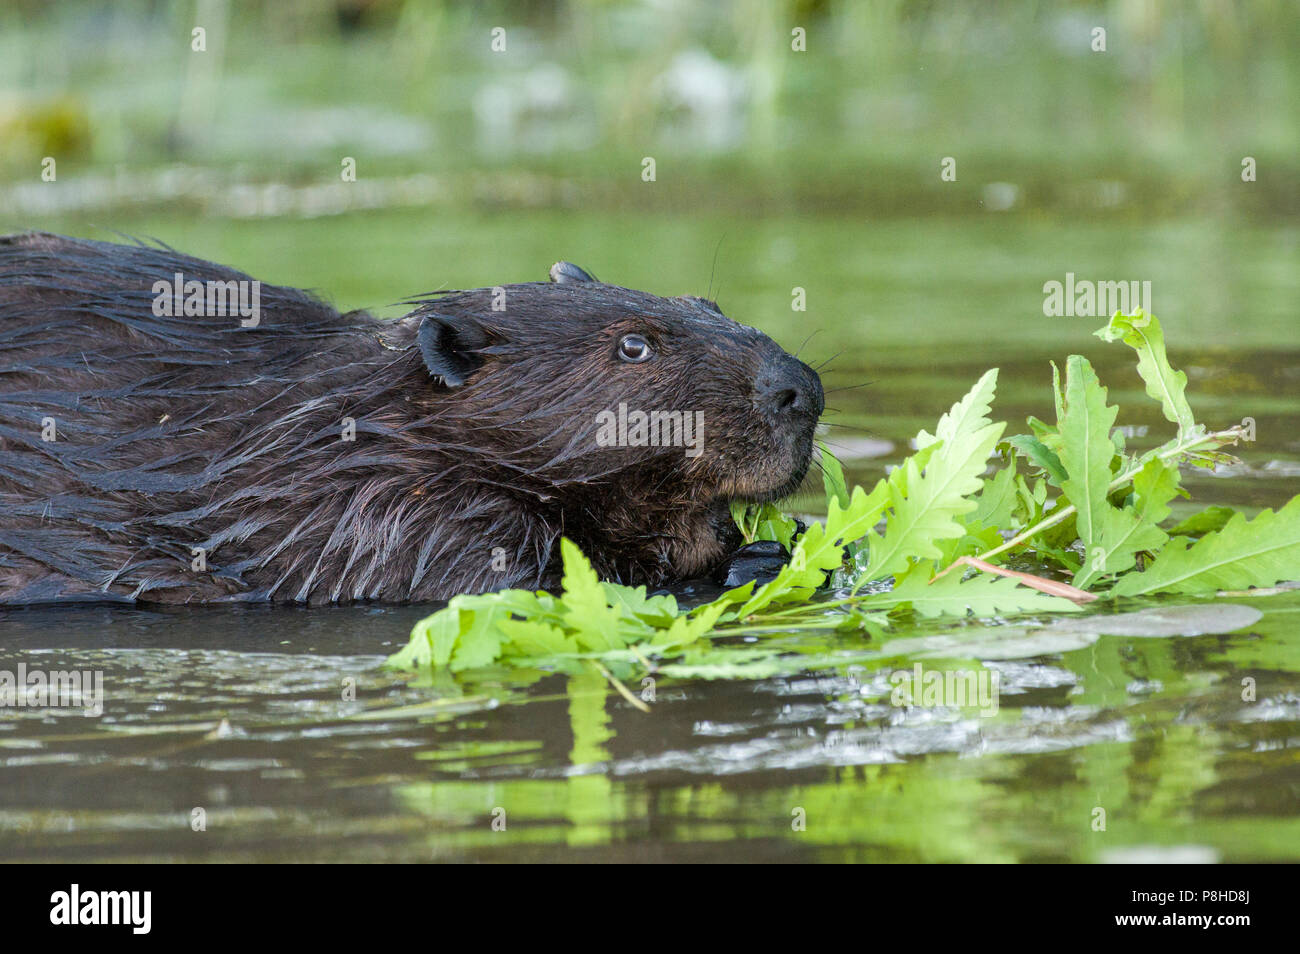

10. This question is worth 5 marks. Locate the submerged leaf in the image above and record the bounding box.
[1053,603,1262,637]
[882,602,1262,660]
[881,625,1100,661]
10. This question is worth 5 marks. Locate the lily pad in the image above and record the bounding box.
[1053,603,1262,638]
[881,625,1102,661]
[878,602,1263,661]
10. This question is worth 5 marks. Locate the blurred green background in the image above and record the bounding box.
[0,0,1296,398]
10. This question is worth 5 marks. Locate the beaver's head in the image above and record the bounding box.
[403,263,823,519]
[405,261,816,504]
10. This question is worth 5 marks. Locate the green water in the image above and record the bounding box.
[1,210,1297,861]
[1,0,1298,862]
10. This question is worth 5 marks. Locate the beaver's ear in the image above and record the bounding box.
[417,314,489,387]
[548,261,597,284]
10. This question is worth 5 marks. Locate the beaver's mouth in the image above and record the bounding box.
[718,428,818,504]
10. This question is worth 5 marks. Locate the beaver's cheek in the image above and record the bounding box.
[708,432,812,502]
[744,406,817,495]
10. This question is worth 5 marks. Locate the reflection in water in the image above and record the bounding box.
[0,348,1298,863]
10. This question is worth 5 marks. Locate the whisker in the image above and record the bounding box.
[824,381,875,394]
[706,233,726,301]
[819,421,880,434]
[811,351,844,373]
[794,329,822,359]
[818,439,871,456]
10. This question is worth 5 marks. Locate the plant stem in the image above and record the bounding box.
[742,595,870,619]
[591,660,651,713]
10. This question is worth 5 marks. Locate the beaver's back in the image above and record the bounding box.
[0,232,397,603]
[0,231,373,389]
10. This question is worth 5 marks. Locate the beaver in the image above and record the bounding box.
[0,232,823,605]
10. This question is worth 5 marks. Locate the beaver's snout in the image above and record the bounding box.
[710,346,824,505]
[755,354,825,420]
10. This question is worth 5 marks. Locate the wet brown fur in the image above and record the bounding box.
[0,232,822,604]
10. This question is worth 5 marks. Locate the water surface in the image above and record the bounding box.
[2,320,1296,863]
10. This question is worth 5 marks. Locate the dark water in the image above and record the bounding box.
[2,346,1297,863]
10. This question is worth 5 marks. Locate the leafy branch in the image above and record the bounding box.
[388,309,1299,684]
[934,420,1250,578]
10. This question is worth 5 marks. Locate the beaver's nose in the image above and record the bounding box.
[756,355,824,418]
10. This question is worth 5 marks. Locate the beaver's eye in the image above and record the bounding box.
[618,334,652,364]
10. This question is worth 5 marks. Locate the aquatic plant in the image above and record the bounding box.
[389,311,1298,683]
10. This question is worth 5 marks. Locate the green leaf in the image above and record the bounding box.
[929,519,1004,572]
[820,441,850,510]
[1094,310,1195,436]
[863,571,1084,619]
[390,591,528,672]
[601,582,679,626]
[731,500,798,549]
[972,457,1020,529]
[741,481,888,616]
[1005,434,1067,486]
[1013,473,1049,526]
[385,315,1298,684]
[1072,458,1181,589]
[729,500,752,539]
[497,618,579,657]
[1027,414,1063,453]
[1111,496,1300,596]
[1056,354,1119,557]
[856,369,1005,584]
[818,441,857,558]
[557,538,626,650]
[928,454,1016,570]
[651,599,732,649]
[1168,505,1237,537]
[757,516,798,551]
